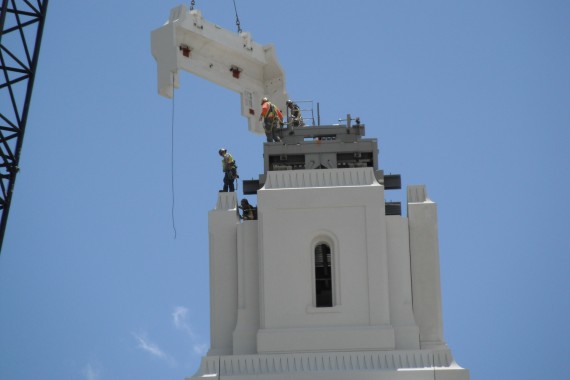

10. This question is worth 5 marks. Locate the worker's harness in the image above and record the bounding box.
[266,103,277,119]
[263,102,283,132]
[223,154,238,181]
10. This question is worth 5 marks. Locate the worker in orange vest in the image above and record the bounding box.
[260,97,283,142]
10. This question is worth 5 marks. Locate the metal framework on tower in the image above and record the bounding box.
[0,0,49,252]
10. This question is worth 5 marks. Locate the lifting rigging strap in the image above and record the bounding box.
[190,0,242,33]
[232,0,243,34]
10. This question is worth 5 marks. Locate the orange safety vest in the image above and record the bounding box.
[261,102,283,121]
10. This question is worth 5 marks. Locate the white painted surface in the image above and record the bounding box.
[207,192,238,356]
[257,170,394,353]
[407,185,445,349]
[232,220,259,355]
[386,216,420,350]
[197,171,468,379]
[188,349,468,380]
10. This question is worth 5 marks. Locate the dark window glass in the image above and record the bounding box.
[315,243,333,307]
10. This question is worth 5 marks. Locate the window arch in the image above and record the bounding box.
[314,242,333,307]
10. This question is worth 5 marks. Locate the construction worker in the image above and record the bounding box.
[238,198,256,220]
[286,99,305,128]
[259,97,282,142]
[218,148,238,192]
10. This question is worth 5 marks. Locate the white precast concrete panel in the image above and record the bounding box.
[386,215,421,350]
[199,177,469,379]
[407,185,446,350]
[232,221,260,355]
[208,192,239,356]
[151,4,288,134]
[256,168,395,353]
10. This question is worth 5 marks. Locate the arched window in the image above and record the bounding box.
[314,243,333,307]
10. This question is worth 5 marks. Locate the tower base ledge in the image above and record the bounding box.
[187,349,469,380]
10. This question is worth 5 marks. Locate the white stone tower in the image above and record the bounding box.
[189,122,469,380]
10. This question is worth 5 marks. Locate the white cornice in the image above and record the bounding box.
[263,168,380,189]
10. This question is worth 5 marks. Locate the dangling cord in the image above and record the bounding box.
[171,73,178,239]
[189,0,195,11]
[232,0,242,34]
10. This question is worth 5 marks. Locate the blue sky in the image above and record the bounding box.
[1,1,569,379]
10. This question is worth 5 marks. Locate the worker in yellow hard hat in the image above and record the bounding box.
[218,148,238,192]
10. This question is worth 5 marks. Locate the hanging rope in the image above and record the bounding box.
[171,73,178,240]
[232,0,242,34]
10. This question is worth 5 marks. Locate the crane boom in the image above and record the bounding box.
[151,5,288,135]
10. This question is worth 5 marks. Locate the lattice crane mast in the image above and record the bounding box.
[0,0,49,253]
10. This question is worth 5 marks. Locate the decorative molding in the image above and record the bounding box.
[216,192,238,210]
[263,168,380,189]
[193,349,455,377]
[407,185,428,203]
